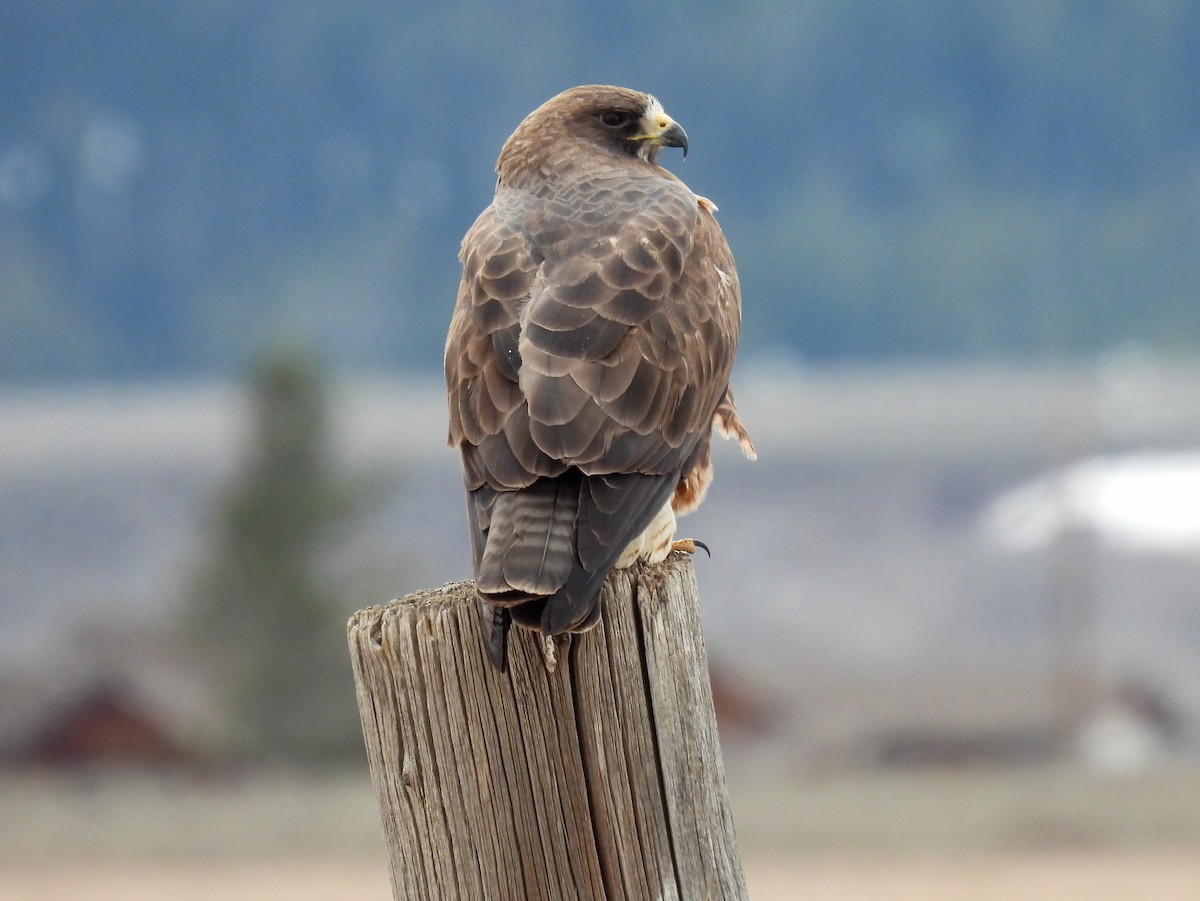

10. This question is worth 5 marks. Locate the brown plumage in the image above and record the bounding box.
[445,85,754,670]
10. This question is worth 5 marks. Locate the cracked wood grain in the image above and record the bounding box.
[348,554,747,901]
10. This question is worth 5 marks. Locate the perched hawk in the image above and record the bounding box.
[446,85,754,671]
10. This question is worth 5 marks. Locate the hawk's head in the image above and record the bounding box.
[497,85,689,184]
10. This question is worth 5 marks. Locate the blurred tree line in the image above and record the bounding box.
[2,1,1199,381]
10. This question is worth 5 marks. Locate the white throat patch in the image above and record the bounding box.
[636,96,667,162]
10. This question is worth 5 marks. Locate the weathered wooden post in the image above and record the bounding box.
[347,553,747,900]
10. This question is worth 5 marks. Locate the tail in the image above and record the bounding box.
[467,470,677,670]
[475,472,581,600]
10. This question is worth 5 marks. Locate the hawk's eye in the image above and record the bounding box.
[600,110,632,128]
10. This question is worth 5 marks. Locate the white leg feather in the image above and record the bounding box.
[616,501,676,568]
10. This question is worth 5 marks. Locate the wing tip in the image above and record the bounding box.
[540,576,606,637]
[480,603,511,672]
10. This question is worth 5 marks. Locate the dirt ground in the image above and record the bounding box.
[2,851,1200,900]
[4,767,1200,899]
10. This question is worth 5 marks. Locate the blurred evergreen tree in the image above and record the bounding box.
[187,349,367,763]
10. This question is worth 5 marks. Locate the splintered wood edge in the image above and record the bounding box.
[346,556,696,648]
[347,578,478,665]
[349,578,476,626]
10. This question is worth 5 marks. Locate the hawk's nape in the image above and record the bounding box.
[445,85,754,671]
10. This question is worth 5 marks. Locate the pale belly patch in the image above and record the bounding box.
[615,500,677,568]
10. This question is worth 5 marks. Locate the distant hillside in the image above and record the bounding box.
[3,2,1200,380]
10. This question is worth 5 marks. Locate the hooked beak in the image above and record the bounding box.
[659,120,689,158]
[635,111,689,159]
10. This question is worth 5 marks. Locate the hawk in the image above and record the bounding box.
[445,85,754,671]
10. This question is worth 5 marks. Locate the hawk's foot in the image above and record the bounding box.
[671,538,711,558]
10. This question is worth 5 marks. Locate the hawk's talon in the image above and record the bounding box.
[671,538,711,558]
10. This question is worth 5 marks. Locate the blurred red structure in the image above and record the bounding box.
[14,683,190,769]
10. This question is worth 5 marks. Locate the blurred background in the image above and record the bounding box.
[3,2,1200,897]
